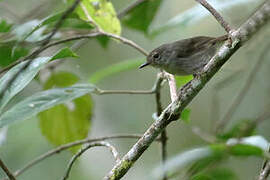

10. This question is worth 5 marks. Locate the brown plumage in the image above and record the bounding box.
[140,35,228,75]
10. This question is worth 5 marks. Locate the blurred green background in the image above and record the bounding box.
[0,0,270,179]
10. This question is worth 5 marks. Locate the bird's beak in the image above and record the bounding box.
[139,62,150,69]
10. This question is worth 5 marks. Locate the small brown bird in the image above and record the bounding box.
[139,35,228,75]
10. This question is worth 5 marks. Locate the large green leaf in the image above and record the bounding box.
[226,136,269,156]
[89,58,144,84]
[0,57,50,113]
[0,47,78,113]
[39,72,92,153]
[0,84,95,128]
[70,0,121,35]
[122,0,162,34]
[229,144,263,156]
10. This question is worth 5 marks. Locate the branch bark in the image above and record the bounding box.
[104,1,270,179]
[0,158,16,180]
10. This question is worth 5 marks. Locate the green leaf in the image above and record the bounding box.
[218,119,256,140]
[0,57,51,113]
[60,18,93,30]
[226,136,268,156]
[192,168,237,180]
[206,168,237,180]
[39,72,92,153]
[0,47,79,113]
[150,0,260,36]
[0,42,29,67]
[44,72,79,90]
[12,20,48,42]
[39,95,92,153]
[71,0,121,35]
[175,75,193,87]
[122,0,162,33]
[89,58,144,84]
[229,144,263,156]
[51,47,79,60]
[153,136,268,179]
[188,155,225,177]
[0,19,12,33]
[96,35,110,48]
[180,108,191,123]
[152,147,213,179]
[188,145,227,176]
[0,84,96,128]
[191,174,212,180]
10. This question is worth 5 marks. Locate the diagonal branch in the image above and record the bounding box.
[104,1,270,179]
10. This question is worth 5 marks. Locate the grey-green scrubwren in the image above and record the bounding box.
[140,35,228,75]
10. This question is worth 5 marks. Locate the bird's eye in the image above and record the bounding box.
[153,53,160,59]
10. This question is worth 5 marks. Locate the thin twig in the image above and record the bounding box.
[80,3,101,31]
[97,89,154,95]
[1,134,160,180]
[256,104,270,180]
[258,147,270,180]
[238,104,270,138]
[154,73,168,180]
[80,0,149,56]
[0,0,81,100]
[191,127,216,143]
[117,0,146,19]
[94,75,163,95]
[102,32,149,56]
[254,105,270,126]
[62,141,120,180]
[0,31,148,75]
[0,158,16,180]
[164,72,178,102]
[160,130,168,180]
[215,43,270,133]
[195,0,232,33]
[210,70,242,131]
